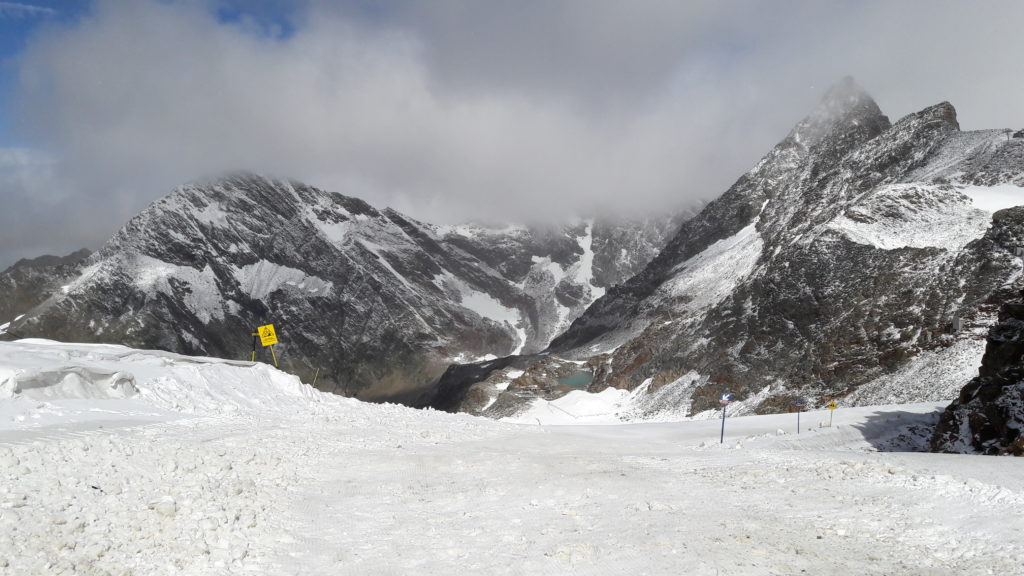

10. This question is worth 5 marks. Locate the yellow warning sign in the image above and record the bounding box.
[257,324,278,347]
[827,401,837,411]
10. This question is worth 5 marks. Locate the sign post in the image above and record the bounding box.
[256,324,280,367]
[719,393,734,444]
[793,400,805,434]
[827,400,837,427]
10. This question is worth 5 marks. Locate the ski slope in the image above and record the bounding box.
[2,340,1023,575]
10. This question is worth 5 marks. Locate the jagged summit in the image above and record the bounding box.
[787,76,890,149]
[903,101,959,131]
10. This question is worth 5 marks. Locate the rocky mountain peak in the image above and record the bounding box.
[902,101,960,132]
[788,76,890,150]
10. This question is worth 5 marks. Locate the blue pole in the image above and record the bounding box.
[720,405,726,443]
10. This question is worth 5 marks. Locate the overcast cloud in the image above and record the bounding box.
[2,0,1023,267]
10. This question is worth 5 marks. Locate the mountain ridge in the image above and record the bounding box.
[2,173,686,401]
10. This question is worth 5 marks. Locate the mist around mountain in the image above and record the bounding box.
[427,78,1024,422]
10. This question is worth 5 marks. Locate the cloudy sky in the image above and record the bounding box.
[1,0,1022,268]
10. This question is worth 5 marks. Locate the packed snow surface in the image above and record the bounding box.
[3,340,1024,575]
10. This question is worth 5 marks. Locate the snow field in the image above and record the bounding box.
[1,421,283,574]
[282,411,1024,575]
[2,341,1024,575]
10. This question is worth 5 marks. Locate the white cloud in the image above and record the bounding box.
[0,2,56,18]
[3,0,1024,267]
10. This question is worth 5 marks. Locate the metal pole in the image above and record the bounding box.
[269,345,279,368]
[312,367,320,386]
[720,405,726,444]
[797,408,801,434]
[251,333,257,362]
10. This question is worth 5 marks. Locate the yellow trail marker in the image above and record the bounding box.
[827,401,837,410]
[827,400,837,428]
[257,324,278,347]
[250,325,280,367]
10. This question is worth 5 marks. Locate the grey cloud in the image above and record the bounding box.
[3,0,1024,269]
[0,148,88,266]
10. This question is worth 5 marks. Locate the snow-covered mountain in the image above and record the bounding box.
[0,174,683,401]
[430,77,1024,418]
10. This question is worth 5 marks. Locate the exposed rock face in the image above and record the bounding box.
[0,249,92,330]
[427,78,1024,417]
[3,174,682,402]
[931,292,1024,455]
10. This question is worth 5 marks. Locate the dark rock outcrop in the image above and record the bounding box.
[931,290,1024,455]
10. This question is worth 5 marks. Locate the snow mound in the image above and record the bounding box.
[0,340,336,427]
[1,366,138,400]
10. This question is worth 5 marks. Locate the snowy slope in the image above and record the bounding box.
[2,340,1024,575]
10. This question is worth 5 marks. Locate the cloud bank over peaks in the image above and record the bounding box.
[3,0,1024,267]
